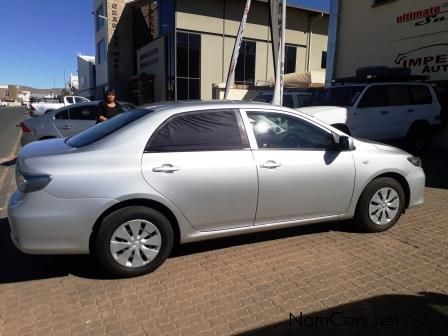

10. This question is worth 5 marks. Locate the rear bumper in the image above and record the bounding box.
[8,190,117,254]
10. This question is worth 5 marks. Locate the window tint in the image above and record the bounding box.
[247,111,335,150]
[66,109,151,148]
[296,94,312,107]
[252,94,273,103]
[387,85,411,106]
[147,110,247,152]
[283,95,294,108]
[409,85,432,104]
[358,86,388,108]
[312,86,364,107]
[54,109,69,120]
[65,97,74,104]
[69,106,96,120]
[74,97,88,103]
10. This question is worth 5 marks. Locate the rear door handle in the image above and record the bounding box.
[152,164,180,173]
[380,111,389,115]
[260,160,281,169]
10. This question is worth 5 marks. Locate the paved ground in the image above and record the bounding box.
[0,128,447,335]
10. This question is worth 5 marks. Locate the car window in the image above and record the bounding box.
[247,111,335,150]
[66,109,151,148]
[283,95,294,108]
[147,110,248,152]
[358,86,388,108]
[74,97,88,103]
[69,106,96,120]
[65,97,74,104]
[252,94,273,103]
[296,94,312,107]
[312,86,364,107]
[409,85,433,105]
[387,85,411,106]
[54,109,69,120]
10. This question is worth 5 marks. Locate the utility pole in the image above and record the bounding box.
[61,65,66,93]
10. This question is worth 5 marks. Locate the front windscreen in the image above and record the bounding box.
[311,86,365,107]
[66,109,151,148]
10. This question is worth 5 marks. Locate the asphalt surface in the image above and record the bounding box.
[0,106,27,158]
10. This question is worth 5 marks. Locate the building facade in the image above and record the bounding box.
[93,0,329,103]
[326,0,448,84]
[77,55,97,99]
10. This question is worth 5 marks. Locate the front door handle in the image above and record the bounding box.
[380,111,389,115]
[61,125,71,129]
[260,160,281,169]
[152,164,180,173]
[407,108,414,112]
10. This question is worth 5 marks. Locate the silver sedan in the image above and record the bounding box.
[8,101,425,277]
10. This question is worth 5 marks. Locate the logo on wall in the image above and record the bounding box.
[396,2,448,26]
[395,44,448,76]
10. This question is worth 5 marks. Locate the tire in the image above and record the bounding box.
[407,123,431,155]
[355,177,405,233]
[94,206,174,277]
[331,124,351,135]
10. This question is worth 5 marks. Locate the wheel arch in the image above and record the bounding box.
[89,198,181,254]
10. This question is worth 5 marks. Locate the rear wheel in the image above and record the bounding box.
[94,206,174,277]
[355,177,405,232]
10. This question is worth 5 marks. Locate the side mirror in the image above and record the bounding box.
[332,133,355,151]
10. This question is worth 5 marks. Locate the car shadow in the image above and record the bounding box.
[0,157,17,167]
[0,215,356,283]
[235,292,448,336]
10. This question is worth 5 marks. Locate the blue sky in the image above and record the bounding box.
[0,0,329,89]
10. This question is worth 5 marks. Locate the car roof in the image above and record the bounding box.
[140,100,294,112]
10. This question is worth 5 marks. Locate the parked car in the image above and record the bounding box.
[298,82,442,153]
[8,101,425,277]
[30,96,90,116]
[0,100,8,107]
[20,101,137,146]
[251,90,312,108]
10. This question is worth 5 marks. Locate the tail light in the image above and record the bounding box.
[19,122,31,133]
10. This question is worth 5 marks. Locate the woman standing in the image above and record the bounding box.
[96,89,123,123]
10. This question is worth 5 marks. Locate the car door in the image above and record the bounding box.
[408,84,437,130]
[52,108,73,137]
[67,105,97,134]
[353,85,390,139]
[243,109,356,225]
[141,109,258,231]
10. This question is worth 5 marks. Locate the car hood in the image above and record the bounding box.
[354,138,410,155]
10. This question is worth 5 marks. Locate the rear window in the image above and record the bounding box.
[66,109,151,147]
[311,86,364,107]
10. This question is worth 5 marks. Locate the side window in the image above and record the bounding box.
[74,97,88,103]
[54,109,69,120]
[69,106,96,120]
[358,86,388,108]
[65,97,74,104]
[147,110,248,152]
[247,111,335,150]
[283,95,294,108]
[409,85,433,104]
[252,94,273,103]
[387,85,411,106]
[296,94,312,107]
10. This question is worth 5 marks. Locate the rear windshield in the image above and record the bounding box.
[311,86,365,107]
[66,109,151,147]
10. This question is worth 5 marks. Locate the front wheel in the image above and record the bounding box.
[94,206,174,277]
[355,177,405,232]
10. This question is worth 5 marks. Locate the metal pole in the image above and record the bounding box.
[272,0,285,106]
[224,0,251,100]
[279,0,286,105]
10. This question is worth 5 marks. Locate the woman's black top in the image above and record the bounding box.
[96,101,123,122]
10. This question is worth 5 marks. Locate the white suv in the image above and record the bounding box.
[297,83,441,152]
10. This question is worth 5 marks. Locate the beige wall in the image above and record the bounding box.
[176,0,329,99]
[137,37,166,102]
[334,0,448,80]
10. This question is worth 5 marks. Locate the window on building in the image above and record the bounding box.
[176,32,201,100]
[285,46,297,74]
[97,39,106,64]
[235,40,256,85]
[321,51,327,69]
[96,3,105,31]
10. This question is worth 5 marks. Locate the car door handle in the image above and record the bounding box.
[380,111,389,115]
[61,125,71,129]
[260,160,281,169]
[152,164,180,173]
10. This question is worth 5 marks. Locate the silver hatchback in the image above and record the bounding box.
[8,101,425,277]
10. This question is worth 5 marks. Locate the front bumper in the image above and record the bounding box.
[406,167,426,208]
[8,190,117,254]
